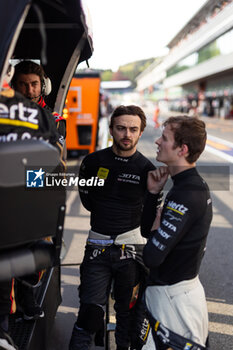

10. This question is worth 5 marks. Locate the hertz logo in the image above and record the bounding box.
[166,200,188,215]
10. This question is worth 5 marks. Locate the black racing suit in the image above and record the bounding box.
[0,88,62,324]
[141,167,212,349]
[0,90,60,146]
[75,147,160,349]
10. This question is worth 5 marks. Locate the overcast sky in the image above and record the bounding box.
[80,0,208,71]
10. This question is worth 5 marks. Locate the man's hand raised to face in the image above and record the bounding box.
[147,166,169,194]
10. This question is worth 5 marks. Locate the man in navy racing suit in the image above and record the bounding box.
[69,105,162,350]
[141,116,212,350]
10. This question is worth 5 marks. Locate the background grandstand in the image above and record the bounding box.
[136,0,233,119]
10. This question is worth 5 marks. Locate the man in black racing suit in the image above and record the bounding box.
[141,116,213,350]
[10,60,67,321]
[69,105,161,350]
[0,76,62,349]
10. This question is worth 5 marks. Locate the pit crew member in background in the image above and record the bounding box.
[0,65,61,349]
[11,60,66,165]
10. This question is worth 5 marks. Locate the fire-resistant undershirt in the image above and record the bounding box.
[78,147,160,236]
[141,167,213,285]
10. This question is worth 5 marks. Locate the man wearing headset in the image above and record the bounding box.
[10,61,66,321]
[0,64,63,350]
[11,60,66,164]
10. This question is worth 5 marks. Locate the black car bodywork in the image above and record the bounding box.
[0,1,93,348]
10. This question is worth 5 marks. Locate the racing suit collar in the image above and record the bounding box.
[38,96,46,108]
[172,167,197,183]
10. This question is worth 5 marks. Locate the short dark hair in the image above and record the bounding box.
[163,115,207,163]
[109,105,146,131]
[11,61,45,88]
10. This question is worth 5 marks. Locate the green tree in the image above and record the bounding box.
[101,70,114,81]
[198,41,220,64]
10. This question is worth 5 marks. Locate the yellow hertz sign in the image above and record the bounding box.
[166,200,188,215]
[0,102,39,129]
[166,206,185,215]
[0,118,39,129]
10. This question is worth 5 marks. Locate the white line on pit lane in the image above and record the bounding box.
[207,134,233,148]
[205,145,233,163]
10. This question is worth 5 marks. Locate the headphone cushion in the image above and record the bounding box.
[43,77,52,95]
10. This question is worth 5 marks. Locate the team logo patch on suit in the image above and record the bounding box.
[166,200,188,215]
[97,167,109,179]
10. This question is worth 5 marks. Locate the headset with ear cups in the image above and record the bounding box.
[5,64,15,85]
[42,75,52,96]
[11,60,52,97]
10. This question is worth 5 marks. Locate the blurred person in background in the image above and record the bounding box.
[153,102,160,129]
[97,93,113,149]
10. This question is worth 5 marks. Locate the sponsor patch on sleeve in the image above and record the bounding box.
[152,237,166,251]
[166,200,188,215]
